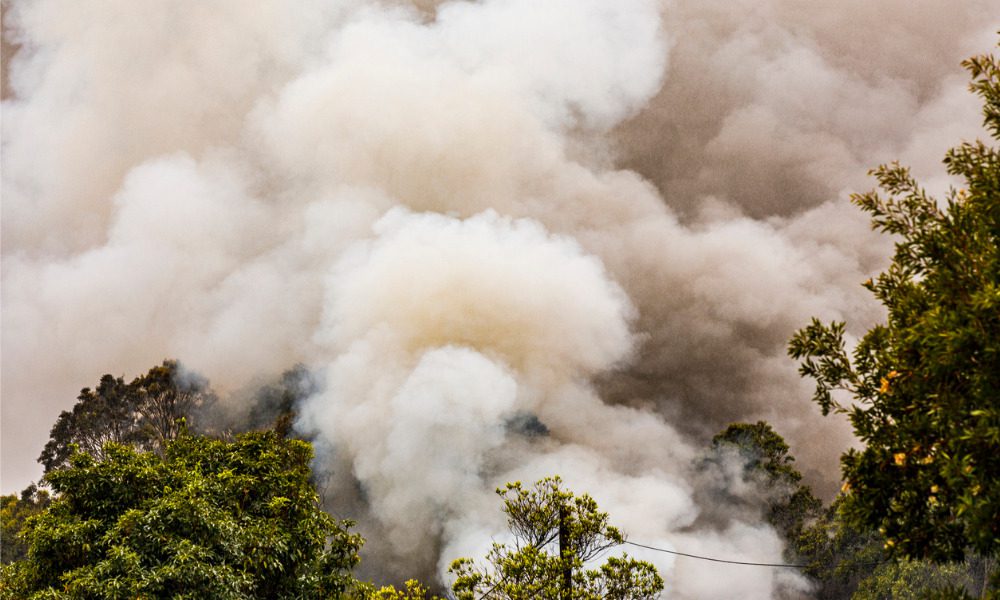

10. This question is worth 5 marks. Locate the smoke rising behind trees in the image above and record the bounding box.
[2,0,997,597]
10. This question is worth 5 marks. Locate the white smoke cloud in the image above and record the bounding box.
[3,0,997,596]
[318,210,634,374]
[298,208,643,567]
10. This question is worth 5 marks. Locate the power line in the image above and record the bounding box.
[623,540,809,568]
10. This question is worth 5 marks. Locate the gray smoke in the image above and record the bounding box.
[2,0,996,597]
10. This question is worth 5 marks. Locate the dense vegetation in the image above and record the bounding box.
[37,360,216,474]
[3,374,994,597]
[2,433,363,599]
[789,35,1000,586]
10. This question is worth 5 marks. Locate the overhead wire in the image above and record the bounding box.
[622,540,810,568]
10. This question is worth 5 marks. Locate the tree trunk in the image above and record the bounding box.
[559,504,572,600]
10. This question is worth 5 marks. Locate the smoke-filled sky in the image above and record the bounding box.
[2,1,997,597]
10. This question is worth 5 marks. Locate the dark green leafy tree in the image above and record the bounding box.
[1,432,362,599]
[853,554,996,600]
[794,497,892,599]
[707,421,822,546]
[0,486,52,564]
[38,359,216,473]
[131,359,216,452]
[788,42,1000,562]
[793,498,995,599]
[449,476,663,600]
[38,374,137,473]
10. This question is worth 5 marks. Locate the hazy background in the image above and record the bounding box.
[2,1,997,596]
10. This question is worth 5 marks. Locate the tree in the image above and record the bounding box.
[38,374,137,473]
[449,476,663,600]
[1,432,363,599]
[242,364,316,438]
[0,486,52,564]
[793,497,995,599]
[38,360,216,473]
[708,424,993,597]
[788,41,1000,562]
[793,497,890,600]
[130,359,216,452]
[354,579,443,600]
[853,554,995,600]
[707,422,821,546]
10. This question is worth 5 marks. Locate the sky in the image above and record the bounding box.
[2,1,998,596]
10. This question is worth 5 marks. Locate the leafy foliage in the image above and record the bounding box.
[794,497,996,599]
[244,364,315,437]
[355,579,444,599]
[708,421,822,546]
[794,496,893,599]
[37,374,138,473]
[449,476,663,600]
[130,360,215,452]
[1,432,362,599]
[788,41,1000,562]
[0,486,52,564]
[38,360,216,473]
[853,554,995,600]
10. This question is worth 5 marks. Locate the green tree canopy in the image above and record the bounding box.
[1,432,362,599]
[449,476,663,600]
[38,374,137,473]
[39,360,216,473]
[129,360,215,452]
[707,421,822,545]
[788,41,1000,562]
[1,486,52,564]
[793,497,995,599]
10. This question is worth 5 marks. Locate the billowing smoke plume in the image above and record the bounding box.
[2,0,996,597]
